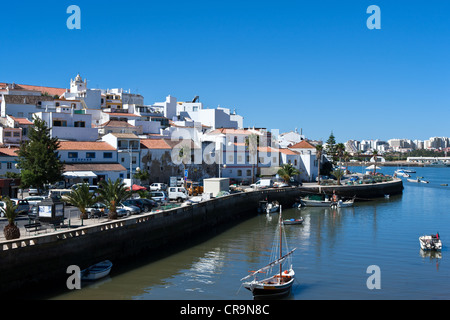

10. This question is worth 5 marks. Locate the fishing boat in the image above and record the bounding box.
[283,217,304,225]
[300,196,354,208]
[81,260,113,281]
[241,206,296,298]
[419,234,442,251]
[266,201,280,213]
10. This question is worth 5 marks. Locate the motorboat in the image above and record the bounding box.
[266,201,280,213]
[419,234,442,251]
[283,217,304,225]
[81,260,113,281]
[395,169,410,178]
[336,199,355,208]
[242,205,296,298]
[407,177,429,183]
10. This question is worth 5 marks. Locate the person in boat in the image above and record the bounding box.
[331,190,338,205]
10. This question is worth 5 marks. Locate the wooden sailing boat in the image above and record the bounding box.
[241,205,296,297]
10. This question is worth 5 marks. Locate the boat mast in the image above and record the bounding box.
[279,205,282,283]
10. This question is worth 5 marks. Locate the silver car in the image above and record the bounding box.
[118,201,140,216]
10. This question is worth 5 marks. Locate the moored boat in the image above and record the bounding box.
[241,206,296,298]
[266,201,280,213]
[81,260,113,281]
[283,217,304,225]
[419,234,442,251]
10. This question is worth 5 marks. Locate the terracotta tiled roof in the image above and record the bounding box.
[3,95,54,104]
[290,140,316,149]
[9,116,33,125]
[18,84,66,97]
[58,141,116,151]
[64,163,126,172]
[140,139,173,150]
[98,120,137,128]
[279,148,299,155]
[0,147,19,157]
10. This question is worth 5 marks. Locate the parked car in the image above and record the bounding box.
[168,187,188,202]
[126,198,155,212]
[118,201,140,215]
[86,202,109,218]
[250,179,274,189]
[24,196,46,206]
[139,198,158,211]
[149,183,167,191]
[149,191,168,204]
[10,199,30,214]
[28,187,44,196]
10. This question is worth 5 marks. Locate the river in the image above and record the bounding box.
[48,166,450,300]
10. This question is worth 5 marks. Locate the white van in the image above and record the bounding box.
[168,187,188,202]
[250,179,274,189]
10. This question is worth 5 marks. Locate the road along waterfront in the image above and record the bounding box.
[44,166,450,300]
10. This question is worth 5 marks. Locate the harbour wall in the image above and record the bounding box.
[298,178,404,199]
[0,187,300,296]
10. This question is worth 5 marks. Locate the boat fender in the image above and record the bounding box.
[284,270,289,274]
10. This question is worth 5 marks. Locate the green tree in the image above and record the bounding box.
[277,163,300,183]
[331,168,345,185]
[97,178,132,220]
[17,117,64,190]
[2,197,20,240]
[62,184,97,220]
[325,132,336,158]
[133,169,150,185]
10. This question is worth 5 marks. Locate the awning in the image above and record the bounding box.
[63,171,97,178]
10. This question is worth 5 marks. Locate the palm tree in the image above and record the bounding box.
[277,163,300,183]
[2,197,20,240]
[98,178,132,220]
[315,144,323,185]
[62,184,97,220]
[343,151,350,174]
[331,168,345,185]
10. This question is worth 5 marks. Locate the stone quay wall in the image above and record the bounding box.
[0,188,300,296]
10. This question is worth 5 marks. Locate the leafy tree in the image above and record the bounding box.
[133,169,150,185]
[277,163,300,183]
[17,117,64,190]
[2,197,20,240]
[97,178,132,220]
[62,184,97,220]
[325,132,336,157]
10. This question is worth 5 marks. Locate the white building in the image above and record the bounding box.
[58,141,125,185]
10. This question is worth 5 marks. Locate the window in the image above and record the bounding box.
[71,103,76,108]
[86,152,96,159]
[294,159,297,166]
[53,120,67,127]
[7,162,12,169]
[237,170,242,177]
[4,132,11,137]
[246,170,251,176]
[103,152,113,159]
[68,152,78,159]
[74,121,85,127]
[132,156,137,164]
[13,132,20,137]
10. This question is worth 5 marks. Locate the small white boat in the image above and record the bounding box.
[402,168,416,173]
[336,199,354,208]
[395,169,410,178]
[266,201,280,213]
[407,178,421,183]
[81,260,113,281]
[283,218,304,225]
[419,234,442,251]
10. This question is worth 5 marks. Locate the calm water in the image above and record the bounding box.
[52,166,450,300]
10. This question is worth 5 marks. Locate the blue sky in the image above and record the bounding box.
[1,0,449,143]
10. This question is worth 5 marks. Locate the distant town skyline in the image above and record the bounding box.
[1,1,449,143]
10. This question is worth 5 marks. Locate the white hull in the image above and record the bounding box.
[243,268,295,297]
[419,236,442,251]
[301,199,354,208]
